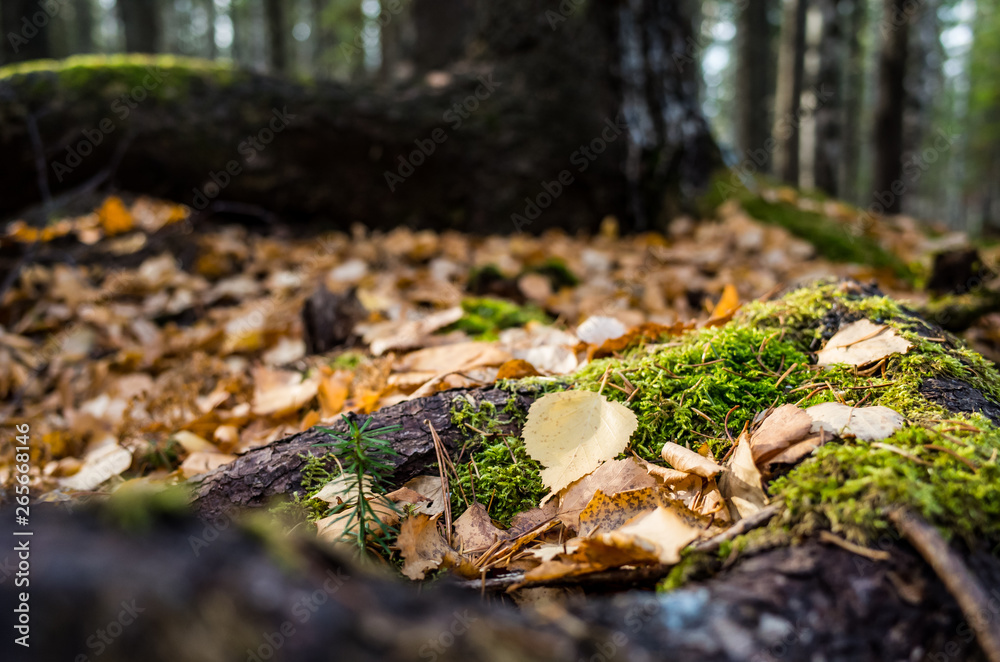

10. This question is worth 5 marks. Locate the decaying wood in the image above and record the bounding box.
[192,385,538,520]
[0,504,983,662]
[890,508,1000,662]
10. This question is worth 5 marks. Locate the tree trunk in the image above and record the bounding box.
[773,0,808,186]
[73,0,95,54]
[872,0,917,214]
[1,0,52,63]
[264,0,287,74]
[839,0,867,204]
[813,0,845,196]
[116,0,160,54]
[205,0,217,59]
[0,0,722,234]
[412,0,474,72]
[736,0,773,172]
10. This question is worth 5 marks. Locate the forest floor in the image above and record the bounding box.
[5,188,1000,659]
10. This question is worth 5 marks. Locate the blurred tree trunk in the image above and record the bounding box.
[117,0,160,54]
[873,0,918,214]
[0,0,722,234]
[1,0,53,62]
[311,0,331,76]
[813,0,845,196]
[839,0,867,203]
[73,0,95,54]
[773,0,808,186]
[412,0,474,72]
[736,0,773,171]
[264,0,287,73]
[205,0,217,59]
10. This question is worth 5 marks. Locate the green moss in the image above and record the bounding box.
[329,351,365,371]
[448,396,547,526]
[741,196,912,279]
[772,421,1000,546]
[443,297,551,339]
[524,258,580,289]
[571,323,813,460]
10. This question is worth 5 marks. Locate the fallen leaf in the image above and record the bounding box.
[452,502,506,552]
[660,441,723,479]
[709,283,740,320]
[60,444,133,491]
[97,196,134,236]
[577,316,627,346]
[600,505,703,564]
[251,367,319,417]
[523,391,639,497]
[402,475,447,516]
[495,359,541,380]
[816,320,912,366]
[394,341,510,372]
[578,487,658,535]
[556,457,656,531]
[719,431,769,521]
[397,513,455,580]
[749,404,814,464]
[317,369,351,418]
[179,451,237,478]
[806,402,905,441]
[367,307,464,356]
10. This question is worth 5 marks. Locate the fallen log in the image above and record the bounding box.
[0,503,986,662]
[192,385,539,521]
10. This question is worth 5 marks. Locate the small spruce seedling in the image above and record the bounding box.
[313,415,402,558]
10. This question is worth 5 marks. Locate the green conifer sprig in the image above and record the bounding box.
[314,415,402,558]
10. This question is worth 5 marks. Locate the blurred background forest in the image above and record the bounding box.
[0,0,998,235]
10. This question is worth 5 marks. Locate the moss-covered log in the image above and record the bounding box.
[0,0,722,233]
[193,385,538,521]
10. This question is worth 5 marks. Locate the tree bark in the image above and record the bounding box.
[1,0,52,63]
[0,0,722,234]
[873,0,918,214]
[193,385,535,521]
[813,0,845,196]
[736,0,773,171]
[773,0,808,186]
[116,0,160,54]
[264,0,287,74]
[0,502,990,662]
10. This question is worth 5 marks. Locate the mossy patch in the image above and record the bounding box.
[700,176,912,280]
[464,280,1000,562]
[448,396,547,526]
[443,297,551,339]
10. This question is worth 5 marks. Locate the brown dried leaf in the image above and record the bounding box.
[660,441,722,479]
[816,320,912,367]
